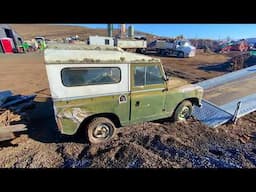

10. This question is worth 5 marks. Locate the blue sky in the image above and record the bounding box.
[68,24,256,40]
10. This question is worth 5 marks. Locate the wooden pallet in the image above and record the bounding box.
[0,124,27,141]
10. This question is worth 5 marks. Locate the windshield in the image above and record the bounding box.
[183,41,191,46]
[177,40,191,47]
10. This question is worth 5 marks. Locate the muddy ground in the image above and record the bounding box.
[0,52,256,168]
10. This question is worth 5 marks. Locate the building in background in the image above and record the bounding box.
[0,24,23,53]
[87,35,114,46]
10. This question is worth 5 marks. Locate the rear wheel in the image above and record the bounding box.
[136,48,144,53]
[86,117,116,144]
[140,48,146,54]
[160,49,166,56]
[177,51,184,58]
[173,100,193,121]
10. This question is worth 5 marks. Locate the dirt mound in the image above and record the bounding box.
[75,117,256,168]
[1,114,255,168]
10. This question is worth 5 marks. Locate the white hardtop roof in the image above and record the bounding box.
[44,43,160,64]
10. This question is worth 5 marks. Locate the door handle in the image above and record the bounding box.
[135,101,140,107]
[162,88,168,92]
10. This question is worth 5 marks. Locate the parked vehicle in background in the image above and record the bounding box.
[143,39,196,58]
[0,38,13,53]
[115,38,147,52]
[34,36,47,50]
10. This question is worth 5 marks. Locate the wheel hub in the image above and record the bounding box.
[93,124,110,139]
[179,106,190,119]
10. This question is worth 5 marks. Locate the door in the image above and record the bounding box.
[0,38,13,53]
[0,41,3,53]
[130,64,168,123]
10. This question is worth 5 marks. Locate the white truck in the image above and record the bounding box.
[145,39,196,58]
[114,38,147,52]
[87,35,147,52]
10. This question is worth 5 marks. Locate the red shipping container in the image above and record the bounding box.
[0,38,13,53]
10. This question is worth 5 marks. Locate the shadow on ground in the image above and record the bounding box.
[198,56,256,73]
[26,97,85,144]
[245,56,256,68]
[198,62,232,73]
[143,52,186,58]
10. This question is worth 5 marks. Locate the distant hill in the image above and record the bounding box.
[10,24,157,42]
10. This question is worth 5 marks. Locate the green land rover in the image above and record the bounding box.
[44,44,203,144]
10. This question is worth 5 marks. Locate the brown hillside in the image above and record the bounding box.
[10,24,156,41]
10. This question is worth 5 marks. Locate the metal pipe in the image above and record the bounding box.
[107,24,113,37]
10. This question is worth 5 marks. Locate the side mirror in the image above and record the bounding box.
[163,75,169,81]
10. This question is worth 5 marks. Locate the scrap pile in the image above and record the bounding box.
[0,90,36,141]
[229,52,251,71]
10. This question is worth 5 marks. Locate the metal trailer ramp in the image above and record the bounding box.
[192,65,256,128]
[192,100,233,128]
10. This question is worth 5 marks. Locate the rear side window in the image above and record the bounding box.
[61,67,121,87]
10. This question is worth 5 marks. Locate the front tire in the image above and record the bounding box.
[173,100,193,121]
[86,117,116,144]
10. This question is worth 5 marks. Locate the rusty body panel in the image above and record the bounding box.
[167,77,188,89]
[54,93,130,135]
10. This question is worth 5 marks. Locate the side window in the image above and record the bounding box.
[146,65,163,85]
[134,65,163,87]
[61,67,121,87]
[134,66,145,86]
[105,39,110,45]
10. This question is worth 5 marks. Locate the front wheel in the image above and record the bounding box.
[173,100,193,121]
[86,117,116,144]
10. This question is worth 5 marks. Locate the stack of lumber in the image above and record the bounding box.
[0,90,36,141]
